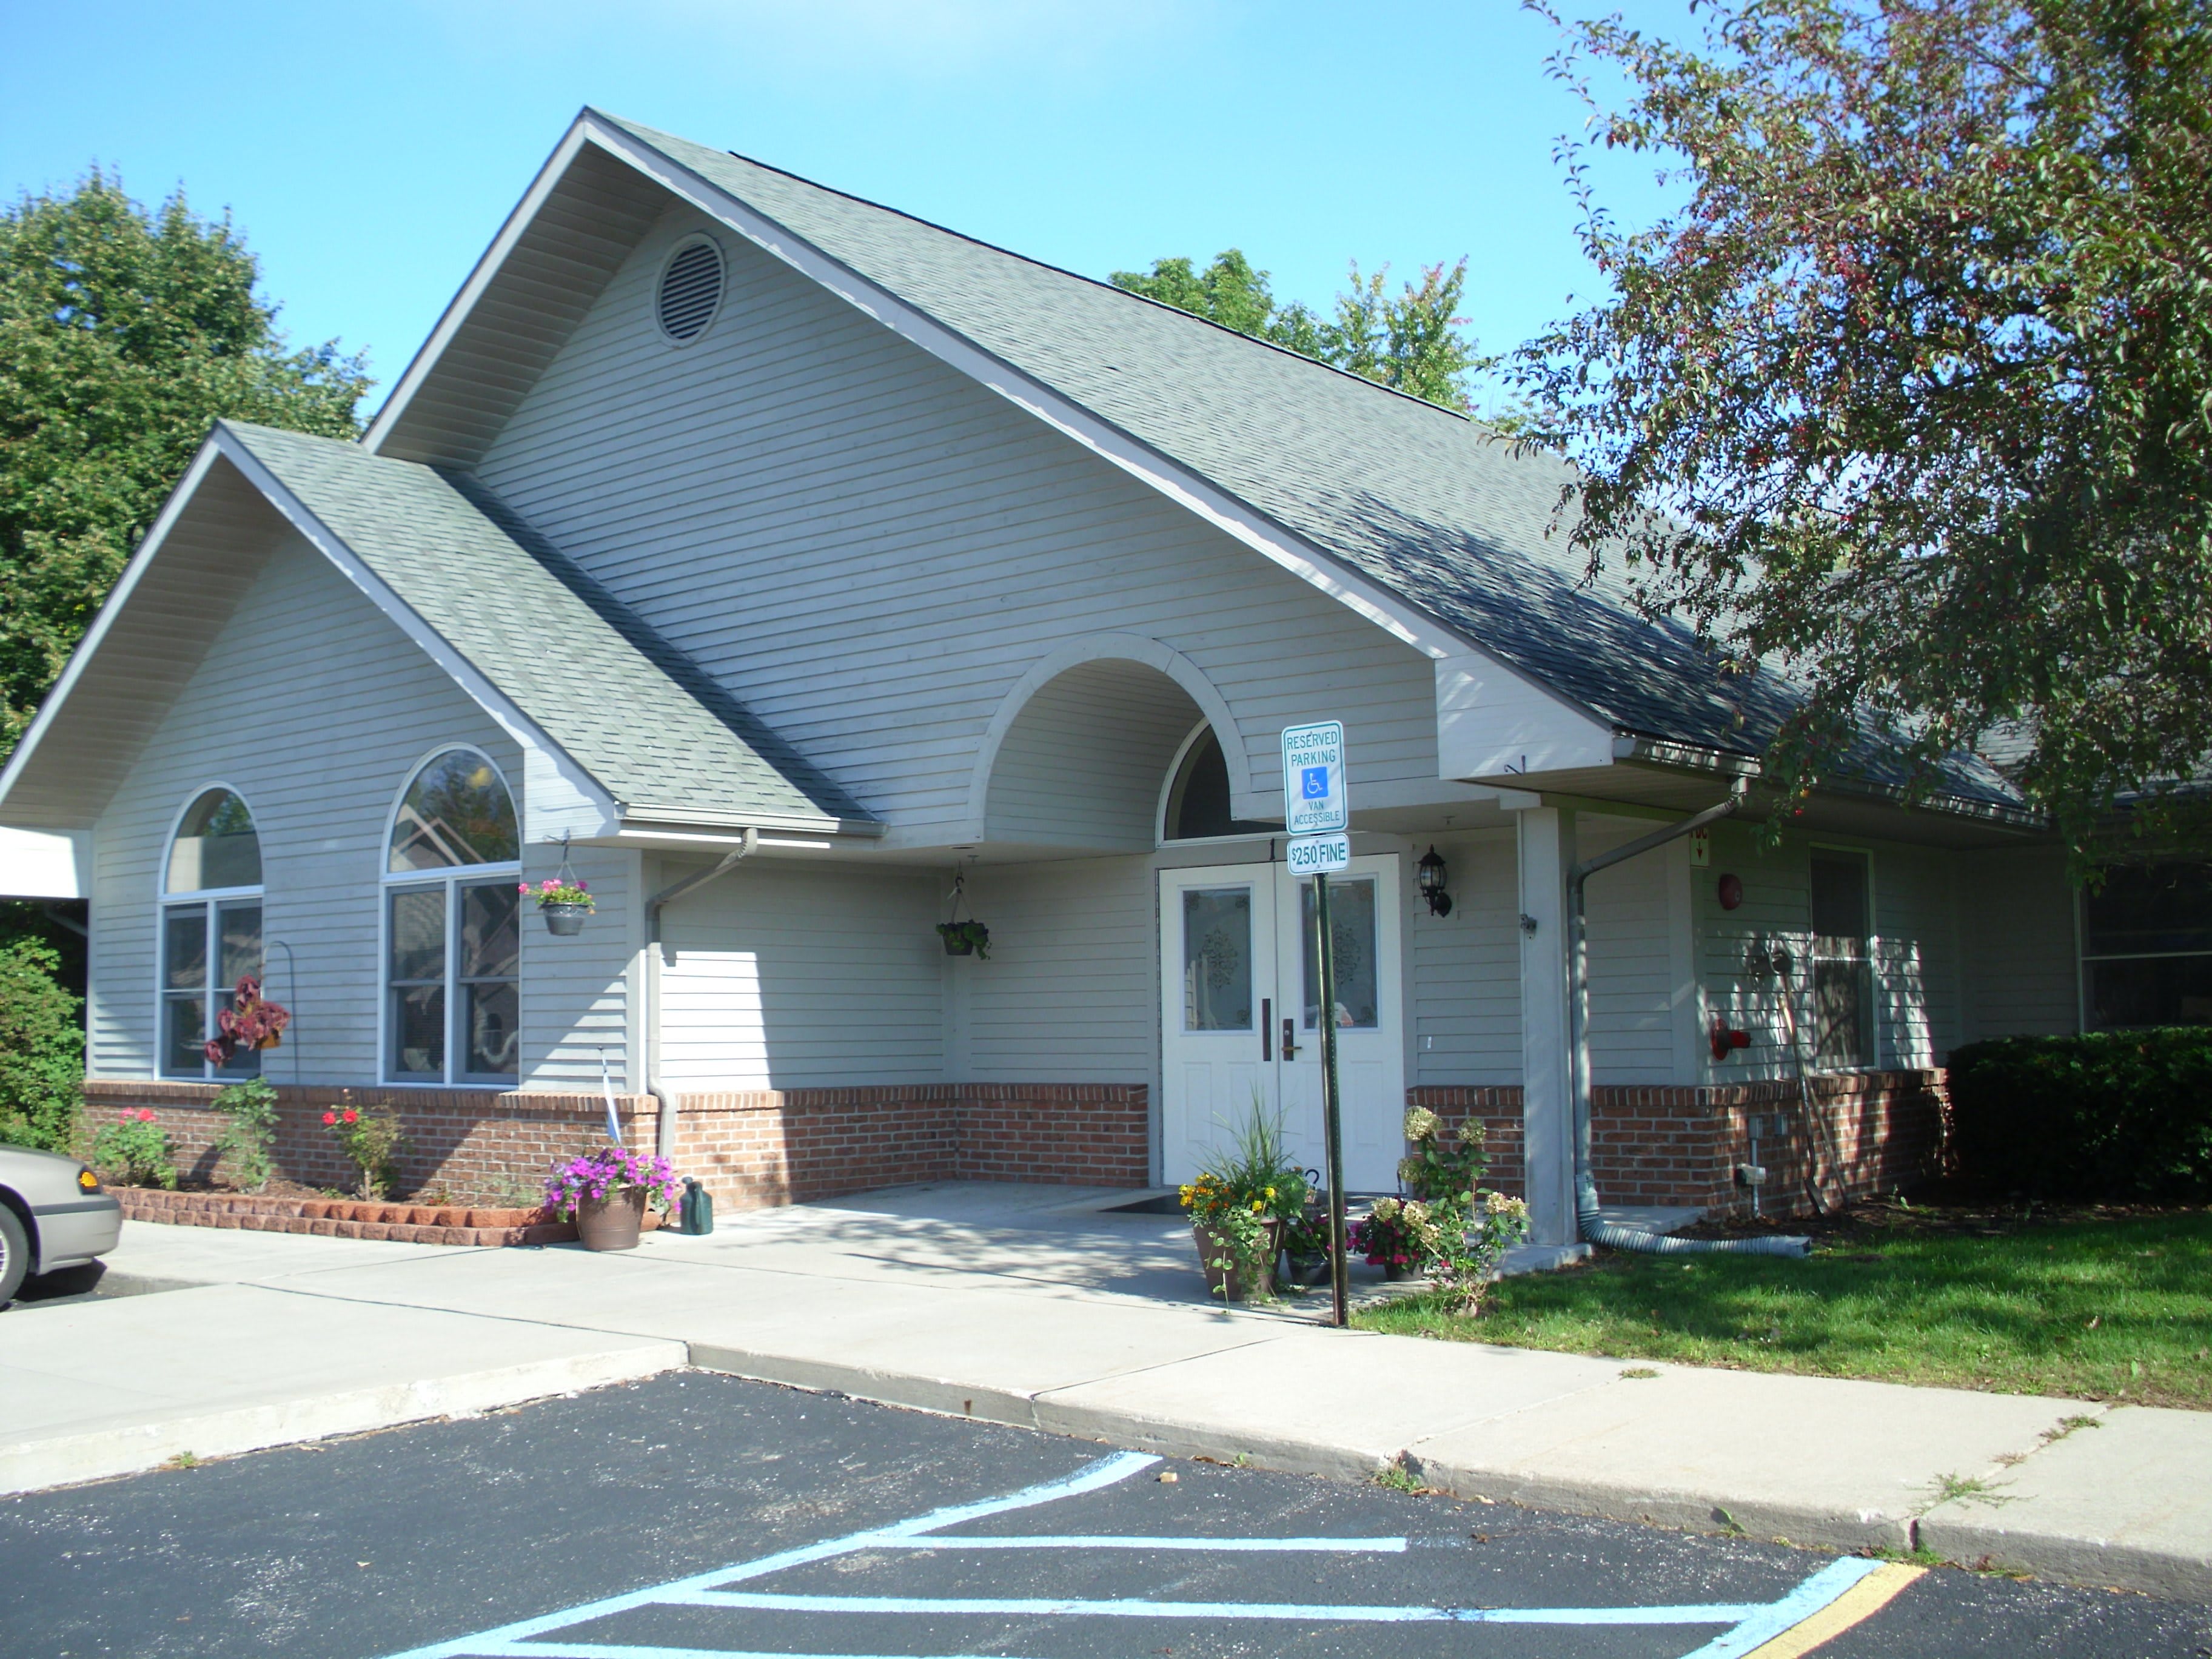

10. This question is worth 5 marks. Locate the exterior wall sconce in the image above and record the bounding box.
[1416,845,1452,916]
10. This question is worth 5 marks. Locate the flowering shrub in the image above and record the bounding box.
[1393,1108,1529,1312]
[212,1078,279,1192]
[204,975,290,1068]
[522,876,594,911]
[93,1108,176,1190]
[321,1105,403,1200]
[1352,1195,1430,1273]
[543,1146,680,1220]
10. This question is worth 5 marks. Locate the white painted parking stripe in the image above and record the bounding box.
[895,1532,1408,1552]
[1677,1557,1888,1658]
[373,1450,1159,1659]
[675,1587,1768,1625]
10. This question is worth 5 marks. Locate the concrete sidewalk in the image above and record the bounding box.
[6,1183,2210,1603]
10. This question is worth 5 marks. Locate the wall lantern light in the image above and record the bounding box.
[1416,845,1452,917]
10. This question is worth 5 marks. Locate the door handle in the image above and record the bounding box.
[1261,998,1272,1061]
[1282,1017,1298,1061]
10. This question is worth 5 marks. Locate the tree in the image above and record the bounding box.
[1518,0,2212,865]
[1111,249,1492,414]
[0,937,85,1151]
[0,169,369,757]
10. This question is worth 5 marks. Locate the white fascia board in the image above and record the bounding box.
[363,118,594,455]
[578,118,1476,668]
[0,441,226,816]
[213,428,621,840]
[0,826,89,897]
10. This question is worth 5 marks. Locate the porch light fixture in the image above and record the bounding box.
[1416,845,1452,917]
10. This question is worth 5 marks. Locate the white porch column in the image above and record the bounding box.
[1517,806,1577,1247]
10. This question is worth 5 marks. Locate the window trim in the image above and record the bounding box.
[156,785,266,1082]
[1805,842,1879,1073]
[378,746,521,1088]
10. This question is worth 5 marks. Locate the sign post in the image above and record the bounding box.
[1281,721,1352,1329]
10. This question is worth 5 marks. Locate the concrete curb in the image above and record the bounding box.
[685,1339,2207,1599]
[1,1339,685,1497]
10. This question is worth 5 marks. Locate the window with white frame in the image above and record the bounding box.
[159,788,264,1079]
[1809,849,1874,1069]
[383,749,521,1084]
[2082,862,2212,1029]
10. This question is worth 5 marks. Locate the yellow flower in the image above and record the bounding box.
[1264,1187,1276,1199]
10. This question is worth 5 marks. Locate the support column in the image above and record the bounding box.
[1517,806,1577,1247]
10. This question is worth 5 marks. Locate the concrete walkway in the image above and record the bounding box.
[6,1181,2210,1603]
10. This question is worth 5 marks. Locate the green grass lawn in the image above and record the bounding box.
[1354,1203,2212,1408]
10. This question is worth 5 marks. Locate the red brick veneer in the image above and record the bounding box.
[1408,1070,1946,1217]
[81,1079,1150,1215]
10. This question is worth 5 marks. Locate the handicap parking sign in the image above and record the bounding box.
[1281,722,1346,834]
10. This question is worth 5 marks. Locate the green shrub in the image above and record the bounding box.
[1948,1029,2212,1202]
[210,1078,280,1192]
[93,1108,176,1190]
[0,937,84,1152]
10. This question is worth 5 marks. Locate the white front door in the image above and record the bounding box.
[1159,856,1405,1192]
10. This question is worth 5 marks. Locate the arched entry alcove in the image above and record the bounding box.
[971,636,1251,856]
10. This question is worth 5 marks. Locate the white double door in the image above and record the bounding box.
[1159,856,1405,1193]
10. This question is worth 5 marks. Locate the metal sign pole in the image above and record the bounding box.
[1314,870,1349,1329]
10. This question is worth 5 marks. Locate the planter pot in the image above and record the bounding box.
[576,1188,647,1251]
[1382,1260,1412,1282]
[1191,1219,1281,1301]
[1280,1249,1330,1291]
[540,903,591,937]
[939,933,975,956]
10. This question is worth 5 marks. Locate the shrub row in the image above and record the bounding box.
[1948,1028,2212,1202]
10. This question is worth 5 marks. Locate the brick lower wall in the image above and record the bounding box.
[81,1079,1150,1213]
[1409,1070,1946,1218]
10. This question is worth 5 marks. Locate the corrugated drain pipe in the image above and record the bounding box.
[644,827,758,1159]
[1568,784,1809,1258]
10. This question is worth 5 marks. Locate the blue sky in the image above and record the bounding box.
[0,1,1685,418]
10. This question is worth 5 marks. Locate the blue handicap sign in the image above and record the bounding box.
[1301,765,1331,800]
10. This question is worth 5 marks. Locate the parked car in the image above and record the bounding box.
[0,1144,123,1305]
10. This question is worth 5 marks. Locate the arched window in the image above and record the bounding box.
[159,788,264,1079]
[1161,726,1272,843]
[383,749,521,1085]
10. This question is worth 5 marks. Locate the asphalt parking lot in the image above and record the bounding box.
[1,1372,2205,1659]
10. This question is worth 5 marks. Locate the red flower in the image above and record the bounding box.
[341,1108,358,1124]
[321,1111,337,1126]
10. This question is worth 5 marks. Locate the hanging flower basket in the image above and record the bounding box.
[936,919,991,958]
[524,877,595,936]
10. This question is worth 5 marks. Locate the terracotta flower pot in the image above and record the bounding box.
[576,1187,647,1251]
[1191,1219,1281,1301]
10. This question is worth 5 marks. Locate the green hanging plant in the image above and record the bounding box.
[937,871,990,958]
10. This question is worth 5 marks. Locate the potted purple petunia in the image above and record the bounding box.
[545,1147,680,1250]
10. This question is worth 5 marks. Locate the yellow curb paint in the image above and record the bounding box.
[1741,1562,1926,1658]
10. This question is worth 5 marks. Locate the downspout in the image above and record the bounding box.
[1567,783,1810,1258]
[643,828,758,1159]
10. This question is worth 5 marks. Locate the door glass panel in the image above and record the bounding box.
[1302,877,1379,1030]
[1181,886,1253,1031]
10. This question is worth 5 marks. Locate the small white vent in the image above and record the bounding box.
[657,240,724,343]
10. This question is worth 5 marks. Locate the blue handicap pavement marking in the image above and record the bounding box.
[377,1449,1887,1659]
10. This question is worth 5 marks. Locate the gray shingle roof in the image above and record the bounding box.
[605,114,2022,813]
[224,421,872,828]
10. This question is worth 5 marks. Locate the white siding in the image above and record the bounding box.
[1409,830,1521,1085]
[519,839,638,1090]
[474,203,1441,833]
[88,537,557,1082]
[656,858,945,1088]
[1870,842,1962,1066]
[962,856,1157,1084]
[1580,816,1682,1084]
[1960,845,2079,1040]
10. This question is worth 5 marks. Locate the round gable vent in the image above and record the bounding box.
[657,238,725,343]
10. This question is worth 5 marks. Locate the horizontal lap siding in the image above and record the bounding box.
[658,860,944,1088]
[962,856,1156,1085]
[90,539,520,1082]
[1872,843,1960,1066]
[1581,816,1680,1085]
[520,841,638,1088]
[1410,830,1521,1085]
[472,203,1440,829]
